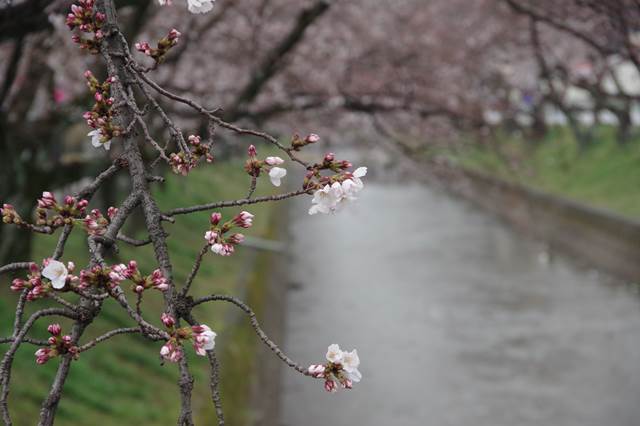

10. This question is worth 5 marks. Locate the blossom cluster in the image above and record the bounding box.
[11,260,77,301]
[203,211,253,256]
[66,0,105,53]
[113,261,169,293]
[158,0,217,14]
[304,153,367,215]
[135,29,181,63]
[35,324,79,365]
[35,192,89,228]
[83,70,121,150]
[308,344,362,392]
[244,145,287,187]
[78,262,168,293]
[169,135,214,176]
[159,314,216,362]
[83,207,118,236]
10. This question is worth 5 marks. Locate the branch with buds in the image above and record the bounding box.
[0,1,366,425]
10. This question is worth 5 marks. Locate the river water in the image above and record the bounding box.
[278,158,640,426]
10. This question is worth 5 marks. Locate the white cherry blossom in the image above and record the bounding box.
[268,167,287,187]
[342,349,362,383]
[41,260,68,290]
[326,344,344,364]
[309,183,343,215]
[88,130,111,150]
[187,0,215,14]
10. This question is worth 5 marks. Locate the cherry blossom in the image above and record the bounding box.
[308,183,343,215]
[309,344,362,392]
[308,166,367,215]
[88,130,111,150]
[268,167,287,187]
[191,324,216,356]
[160,341,184,363]
[41,260,69,290]
[326,343,344,364]
[187,0,215,14]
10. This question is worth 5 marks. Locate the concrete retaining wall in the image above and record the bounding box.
[430,164,640,282]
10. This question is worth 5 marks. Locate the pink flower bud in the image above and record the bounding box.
[308,364,325,378]
[306,133,320,143]
[341,379,353,389]
[168,28,181,41]
[47,323,62,336]
[107,206,118,219]
[264,156,284,166]
[204,230,218,244]
[77,199,89,210]
[48,336,57,345]
[247,145,257,157]
[324,379,337,393]
[161,313,175,328]
[94,92,103,102]
[64,195,75,206]
[232,211,254,228]
[210,212,222,225]
[61,335,72,345]
[228,233,244,245]
[324,152,335,162]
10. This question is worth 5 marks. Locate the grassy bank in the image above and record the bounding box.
[439,126,640,219]
[0,158,282,425]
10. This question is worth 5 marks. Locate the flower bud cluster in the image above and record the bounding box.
[159,314,216,362]
[243,145,287,186]
[35,324,79,365]
[34,192,89,228]
[135,29,181,63]
[83,71,120,150]
[11,260,77,301]
[308,344,362,392]
[82,207,117,236]
[66,0,105,53]
[290,133,320,151]
[78,262,169,294]
[1,204,22,226]
[169,135,214,176]
[112,261,169,293]
[203,211,253,256]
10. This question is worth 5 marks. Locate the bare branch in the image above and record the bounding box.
[193,294,310,375]
[166,188,311,217]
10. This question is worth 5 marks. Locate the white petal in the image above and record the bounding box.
[326,344,344,363]
[347,368,362,383]
[353,167,367,178]
[51,277,66,290]
[268,167,287,187]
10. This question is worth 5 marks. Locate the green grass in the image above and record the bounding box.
[439,126,640,219]
[0,157,282,425]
